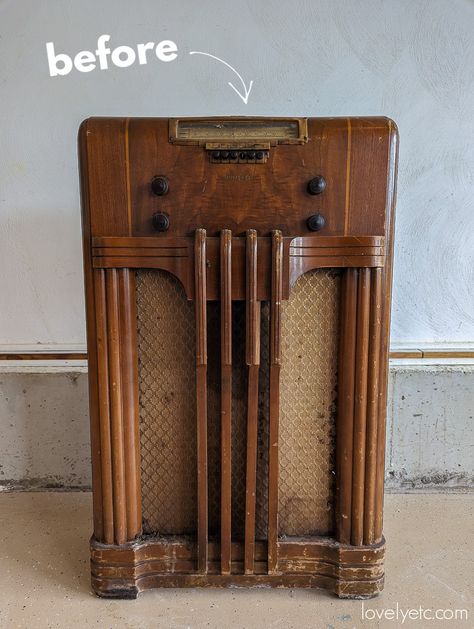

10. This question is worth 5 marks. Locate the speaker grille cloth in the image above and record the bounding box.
[136,272,268,538]
[136,270,197,535]
[136,268,339,539]
[279,269,340,536]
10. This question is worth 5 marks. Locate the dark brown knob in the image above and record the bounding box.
[307,176,326,195]
[152,212,170,232]
[306,213,325,232]
[151,176,169,196]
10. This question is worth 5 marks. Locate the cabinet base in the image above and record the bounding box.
[90,535,385,599]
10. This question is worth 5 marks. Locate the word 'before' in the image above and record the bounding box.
[46,34,178,77]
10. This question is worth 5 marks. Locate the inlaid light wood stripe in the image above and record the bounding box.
[344,118,352,235]
[124,117,132,235]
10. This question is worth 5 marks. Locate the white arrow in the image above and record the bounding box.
[189,51,253,105]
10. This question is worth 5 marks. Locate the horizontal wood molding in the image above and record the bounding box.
[90,536,385,599]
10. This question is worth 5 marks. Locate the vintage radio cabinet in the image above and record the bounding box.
[79,116,398,598]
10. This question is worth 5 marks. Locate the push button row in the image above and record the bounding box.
[210,149,269,163]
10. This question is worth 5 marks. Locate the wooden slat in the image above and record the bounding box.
[244,229,260,575]
[195,229,208,573]
[105,269,127,545]
[374,269,392,542]
[118,269,142,540]
[335,268,358,545]
[364,268,382,545]
[220,229,232,575]
[93,269,114,544]
[351,268,371,546]
[268,230,283,574]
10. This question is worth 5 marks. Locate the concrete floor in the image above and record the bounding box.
[0,493,471,628]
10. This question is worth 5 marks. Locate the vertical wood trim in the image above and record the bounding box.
[195,229,208,573]
[246,230,260,367]
[80,121,103,541]
[363,268,383,545]
[94,269,114,544]
[118,269,142,540]
[374,270,392,542]
[244,229,260,575]
[351,268,371,546]
[220,230,232,575]
[335,268,358,544]
[268,230,283,574]
[106,269,127,545]
[373,126,398,543]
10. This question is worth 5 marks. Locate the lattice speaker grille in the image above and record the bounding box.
[136,268,339,540]
[279,269,341,537]
[136,270,197,535]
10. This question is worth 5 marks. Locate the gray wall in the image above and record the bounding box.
[1,0,474,349]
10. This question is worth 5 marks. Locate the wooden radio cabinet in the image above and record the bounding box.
[79,116,398,598]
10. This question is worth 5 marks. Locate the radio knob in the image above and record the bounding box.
[306,213,325,232]
[247,150,256,159]
[221,150,229,160]
[229,151,238,159]
[152,212,170,232]
[151,176,169,196]
[307,176,326,195]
